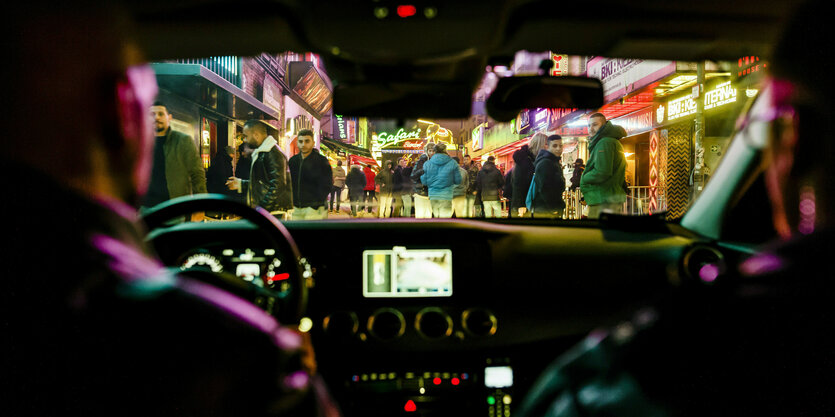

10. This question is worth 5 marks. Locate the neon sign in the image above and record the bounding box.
[648,130,659,214]
[703,81,737,110]
[376,128,422,147]
[335,114,347,139]
[667,95,697,121]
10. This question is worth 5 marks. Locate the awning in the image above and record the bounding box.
[320,136,374,158]
[348,155,379,168]
[152,63,280,121]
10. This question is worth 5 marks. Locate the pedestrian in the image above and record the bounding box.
[579,113,627,219]
[363,164,377,214]
[511,132,548,217]
[330,159,346,213]
[569,158,585,191]
[529,135,567,218]
[393,158,414,217]
[420,142,462,218]
[142,101,207,220]
[206,146,235,196]
[477,156,505,218]
[463,155,481,216]
[452,156,469,218]
[234,142,255,204]
[503,167,514,217]
[411,143,435,218]
[288,129,333,220]
[345,164,367,217]
[376,160,395,218]
[226,120,293,213]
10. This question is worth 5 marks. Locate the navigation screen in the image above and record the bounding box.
[363,247,452,297]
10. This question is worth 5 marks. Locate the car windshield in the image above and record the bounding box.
[146,51,764,221]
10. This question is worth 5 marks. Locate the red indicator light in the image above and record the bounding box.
[404,400,417,412]
[433,377,441,385]
[451,377,460,386]
[274,273,290,281]
[397,5,417,18]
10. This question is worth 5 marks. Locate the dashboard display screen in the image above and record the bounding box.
[363,247,452,297]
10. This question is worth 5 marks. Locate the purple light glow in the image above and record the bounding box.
[284,370,310,390]
[699,264,720,283]
[90,234,168,283]
[740,253,785,276]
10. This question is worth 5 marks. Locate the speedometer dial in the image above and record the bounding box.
[181,253,223,273]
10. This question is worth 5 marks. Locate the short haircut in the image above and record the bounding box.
[433,142,448,154]
[243,120,267,134]
[528,132,548,152]
[152,101,169,113]
[547,134,562,143]
[589,113,606,122]
[487,156,496,162]
[424,142,436,153]
[452,156,460,163]
[337,160,342,165]
[298,129,314,138]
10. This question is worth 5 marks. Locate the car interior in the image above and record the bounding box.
[62,0,814,416]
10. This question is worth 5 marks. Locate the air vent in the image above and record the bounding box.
[681,245,726,284]
[462,308,498,337]
[415,307,453,339]
[323,311,359,338]
[367,308,406,341]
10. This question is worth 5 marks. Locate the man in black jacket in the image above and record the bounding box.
[476,156,505,218]
[226,120,293,213]
[530,135,566,218]
[288,129,333,220]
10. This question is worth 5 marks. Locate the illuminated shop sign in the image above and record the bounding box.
[335,114,347,139]
[403,140,424,149]
[551,54,568,76]
[472,123,486,151]
[703,81,737,110]
[614,107,655,135]
[376,128,422,147]
[667,81,738,121]
[738,56,766,78]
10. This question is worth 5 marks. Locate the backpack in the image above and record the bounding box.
[525,173,536,211]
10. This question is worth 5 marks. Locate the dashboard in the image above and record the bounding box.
[148,218,748,417]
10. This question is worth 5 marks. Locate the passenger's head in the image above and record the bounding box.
[588,113,607,136]
[528,133,548,154]
[297,129,315,156]
[765,0,834,237]
[3,2,158,206]
[243,120,268,148]
[546,135,563,157]
[433,142,448,155]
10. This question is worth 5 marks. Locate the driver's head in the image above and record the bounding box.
[3,2,157,206]
[765,0,833,237]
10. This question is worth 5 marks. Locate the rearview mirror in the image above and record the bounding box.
[486,76,604,122]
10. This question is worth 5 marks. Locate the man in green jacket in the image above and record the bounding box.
[142,102,207,216]
[580,113,627,219]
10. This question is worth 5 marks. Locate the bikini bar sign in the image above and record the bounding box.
[667,81,738,121]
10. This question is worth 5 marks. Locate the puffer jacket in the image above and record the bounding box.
[531,149,566,215]
[242,138,292,211]
[453,167,468,197]
[510,144,536,209]
[345,166,367,195]
[476,161,505,201]
[420,153,462,200]
[580,122,627,205]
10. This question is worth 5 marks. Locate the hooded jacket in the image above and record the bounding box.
[531,149,566,215]
[580,122,627,205]
[476,161,505,201]
[420,153,462,200]
[453,166,469,197]
[511,144,536,209]
[345,166,367,194]
[288,148,333,209]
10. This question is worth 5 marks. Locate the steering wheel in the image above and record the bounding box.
[141,194,308,325]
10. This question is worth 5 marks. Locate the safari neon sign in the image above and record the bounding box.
[376,128,422,148]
